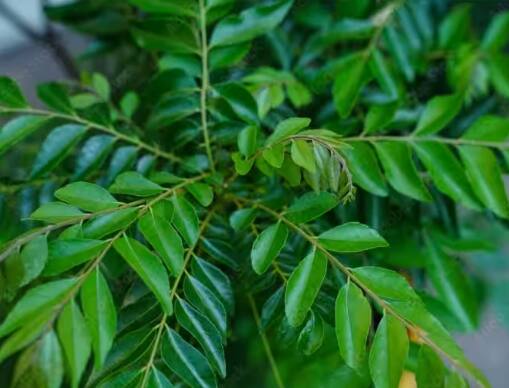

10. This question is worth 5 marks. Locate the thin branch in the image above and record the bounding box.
[0,106,182,163]
[247,294,286,388]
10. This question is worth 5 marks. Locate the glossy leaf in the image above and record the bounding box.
[44,239,108,275]
[318,222,388,252]
[55,181,120,212]
[0,76,27,107]
[83,208,139,239]
[285,192,339,224]
[414,94,462,136]
[171,195,200,245]
[109,171,164,197]
[0,116,48,156]
[186,182,214,207]
[250,222,288,275]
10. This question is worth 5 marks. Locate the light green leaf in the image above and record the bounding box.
[138,212,184,276]
[369,313,409,388]
[232,152,254,175]
[109,171,164,197]
[186,182,214,207]
[0,116,48,156]
[44,239,108,275]
[55,181,120,212]
[285,192,339,224]
[458,145,509,218]
[425,235,479,330]
[373,141,431,202]
[238,125,258,157]
[229,208,257,232]
[416,345,446,388]
[171,195,200,245]
[265,117,311,145]
[120,92,139,118]
[412,141,481,210]
[5,235,48,289]
[285,250,327,327]
[30,124,87,179]
[113,235,172,314]
[414,94,462,136]
[333,52,369,118]
[291,140,315,173]
[0,278,77,337]
[438,5,471,49]
[262,143,285,168]
[210,0,292,47]
[81,268,117,369]
[161,328,217,388]
[83,207,139,239]
[176,298,226,377]
[0,76,28,107]
[251,222,288,275]
[148,368,174,388]
[92,73,111,100]
[30,202,84,223]
[342,142,388,197]
[318,222,388,252]
[364,103,398,134]
[57,300,91,388]
[335,282,372,371]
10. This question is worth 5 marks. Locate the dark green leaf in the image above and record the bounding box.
[37,82,73,113]
[0,76,28,107]
[186,182,214,207]
[55,181,120,212]
[44,239,108,275]
[0,116,48,156]
[333,52,369,118]
[171,195,200,245]
[83,208,139,239]
[297,311,324,356]
[73,135,116,180]
[285,192,339,224]
[416,345,446,388]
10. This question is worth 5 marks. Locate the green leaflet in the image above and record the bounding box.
[210,0,292,47]
[113,235,172,314]
[109,171,165,197]
[265,117,311,145]
[184,276,227,339]
[175,298,226,377]
[30,124,87,179]
[57,300,91,388]
[120,92,139,118]
[383,26,414,82]
[0,76,28,107]
[191,257,234,314]
[482,11,509,51]
[4,235,48,290]
[318,222,388,252]
[161,328,217,388]
[425,235,479,331]
[31,202,84,223]
[37,82,74,113]
[216,83,258,124]
[138,211,184,276]
[285,250,327,327]
[250,221,288,275]
[333,52,370,118]
[0,278,77,337]
[297,311,324,356]
[285,192,339,224]
[458,145,509,218]
[412,141,481,210]
[171,195,200,245]
[148,368,174,388]
[369,313,409,388]
[416,345,446,388]
[262,143,285,168]
[364,103,398,135]
[105,146,138,185]
[229,208,257,231]
[342,142,388,197]
[373,141,431,202]
[439,5,471,50]
[83,207,139,239]
[335,282,372,371]
[0,115,49,156]
[414,94,462,136]
[73,135,116,180]
[237,125,258,157]
[44,239,108,275]
[11,330,64,388]
[55,181,120,212]
[92,73,111,100]
[186,182,214,207]
[291,140,316,173]
[81,268,117,369]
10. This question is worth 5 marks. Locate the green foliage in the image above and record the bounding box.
[1,0,509,387]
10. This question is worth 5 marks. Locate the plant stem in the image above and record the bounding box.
[247,294,286,388]
[198,0,215,172]
[0,106,181,163]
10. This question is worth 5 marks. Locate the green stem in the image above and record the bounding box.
[198,0,215,172]
[247,294,286,388]
[0,106,181,163]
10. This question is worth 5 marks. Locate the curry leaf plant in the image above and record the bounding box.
[0,0,508,387]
